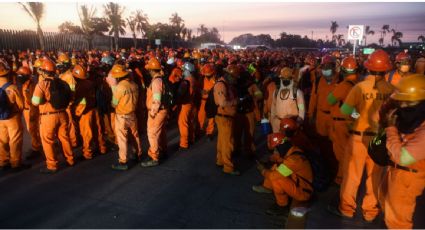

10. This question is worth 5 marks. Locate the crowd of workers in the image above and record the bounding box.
[0,46,424,229]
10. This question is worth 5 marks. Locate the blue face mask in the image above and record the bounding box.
[322,69,333,77]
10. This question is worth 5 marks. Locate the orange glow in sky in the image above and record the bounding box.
[1,2,424,44]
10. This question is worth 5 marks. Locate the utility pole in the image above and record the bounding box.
[311,31,314,40]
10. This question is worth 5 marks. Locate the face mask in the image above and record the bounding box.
[281,79,291,86]
[396,101,425,134]
[322,69,333,77]
[399,65,410,73]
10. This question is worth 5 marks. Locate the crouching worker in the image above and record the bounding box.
[253,118,313,216]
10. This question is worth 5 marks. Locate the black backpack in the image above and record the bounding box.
[48,78,72,110]
[237,82,255,114]
[205,80,225,119]
[0,82,12,120]
[368,129,392,166]
[161,76,176,108]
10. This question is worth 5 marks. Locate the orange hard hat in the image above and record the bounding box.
[279,117,298,133]
[332,51,341,58]
[183,52,191,58]
[341,56,358,73]
[279,67,293,79]
[169,68,183,83]
[0,60,10,77]
[109,64,129,79]
[363,49,392,72]
[16,66,31,76]
[225,64,240,77]
[145,58,162,70]
[267,133,287,149]
[391,74,425,101]
[72,65,87,80]
[201,64,215,76]
[40,57,56,73]
[33,58,43,68]
[176,59,184,68]
[192,52,201,60]
[395,52,411,63]
[57,53,70,64]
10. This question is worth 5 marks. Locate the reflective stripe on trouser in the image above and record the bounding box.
[384,168,425,229]
[198,99,215,135]
[215,115,234,173]
[0,114,23,167]
[178,104,194,148]
[233,112,256,154]
[147,109,168,161]
[23,108,41,151]
[339,134,382,220]
[315,110,332,137]
[79,109,107,159]
[39,112,74,170]
[115,112,142,164]
[66,108,78,147]
[263,170,311,207]
[329,120,350,184]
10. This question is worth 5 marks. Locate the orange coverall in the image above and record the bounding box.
[262,146,313,207]
[32,77,75,170]
[383,121,425,229]
[214,77,237,173]
[21,78,41,153]
[198,76,216,136]
[177,75,197,148]
[0,79,24,168]
[338,75,393,221]
[59,70,78,147]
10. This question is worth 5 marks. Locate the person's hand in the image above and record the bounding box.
[387,108,398,127]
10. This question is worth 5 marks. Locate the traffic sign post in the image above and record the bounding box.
[347,25,364,56]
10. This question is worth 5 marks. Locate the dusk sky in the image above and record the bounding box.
[1,1,425,45]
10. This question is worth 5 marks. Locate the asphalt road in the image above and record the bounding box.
[0,121,285,228]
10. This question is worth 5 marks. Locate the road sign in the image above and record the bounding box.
[347,25,364,40]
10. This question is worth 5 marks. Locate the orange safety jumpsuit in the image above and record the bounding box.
[308,74,338,137]
[383,121,425,229]
[177,75,197,148]
[262,78,277,121]
[214,77,237,173]
[74,78,107,159]
[338,75,393,221]
[59,69,78,147]
[198,75,216,135]
[327,74,357,184]
[0,79,24,168]
[385,70,411,87]
[234,83,263,155]
[32,77,75,170]
[262,146,313,207]
[132,66,147,136]
[112,78,142,164]
[146,76,168,161]
[21,76,41,153]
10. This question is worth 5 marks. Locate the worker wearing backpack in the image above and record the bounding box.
[0,61,28,171]
[16,66,42,159]
[254,118,313,216]
[198,63,217,140]
[213,66,239,175]
[327,56,358,185]
[72,65,107,160]
[32,58,75,173]
[142,58,168,167]
[106,64,141,171]
[270,67,305,133]
[57,53,79,148]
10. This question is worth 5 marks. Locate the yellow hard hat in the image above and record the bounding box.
[279,67,293,79]
[391,74,425,101]
[109,64,129,79]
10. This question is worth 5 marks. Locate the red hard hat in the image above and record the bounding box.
[16,66,31,76]
[279,118,298,133]
[201,64,215,76]
[267,133,287,149]
[341,56,358,72]
[395,52,411,63]
[363,49,392,72]
[40,57,56,72]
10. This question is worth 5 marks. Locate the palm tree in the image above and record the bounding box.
[104,2,126,51]
[363,25,375,46]
[380,24,390,46]
[418,35,425,43]
[187,29,192,41]
[335,34,345,47]
[169,12,184,40]
[181,28,188,41]
[77,5,97,49]
[197,24,208,36]
[19,2,45,50]
[391,29,403,47]
[378,37,384,47]
[126,16,138,48]
[330,21,338,43]
[134,10,149,39]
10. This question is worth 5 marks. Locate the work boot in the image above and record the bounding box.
[40,167,57,174]
[140,159,159,167]
[252,185,272,194]
[266,203,289,216]
[111,163,128,171]
[327,204,354,219]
